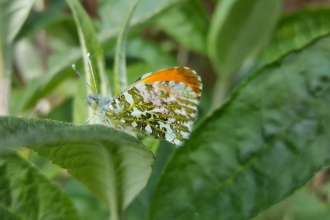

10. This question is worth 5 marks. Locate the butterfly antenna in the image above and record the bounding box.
[83,114,95,125]
[72,64,95,93]
[87,53,98,94]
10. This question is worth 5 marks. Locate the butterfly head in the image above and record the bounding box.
[86,94,100,110]
[86,94,110,108]
[86,94,110,114]
[72,54,112,124]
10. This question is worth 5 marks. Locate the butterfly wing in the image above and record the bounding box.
[106,67,202,146]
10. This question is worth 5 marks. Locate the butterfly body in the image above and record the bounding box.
[86,67,202,146]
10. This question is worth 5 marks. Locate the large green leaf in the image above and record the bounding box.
[208,0,282,78]
[260,7,330,64]
[148,35,330,219]
[0,151,80,220]
[0,117,154,219]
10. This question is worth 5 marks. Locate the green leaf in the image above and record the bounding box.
[126,37,178,70]
[19,0,183,115]
[16,48,79,115]
[126,62,155,85]
[155,0,209,55]
[66,0,106,95]
[260,7,330,64]
[124,142,174,220]
[0,0,36,44]
[208,0,282,78]
[0,151,80,220]
[16,2,71,42]
[0,117,154,219]
[140,136,160,155]
[0,0,36,115]
[45,98,73,122]
[149,36,330,219]
[253,182,330,220]
[113,0,140,96]
[208,0,282,108]
[66,0,108,124]
[98,0,185,43]
[14,39,44,80]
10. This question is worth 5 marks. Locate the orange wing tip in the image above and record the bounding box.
[142,67,202,97]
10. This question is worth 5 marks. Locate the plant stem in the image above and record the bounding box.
[211,77,230,111]
[0,77,10,115]
[0,34,10,116]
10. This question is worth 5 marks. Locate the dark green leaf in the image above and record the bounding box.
[149,35,330,220]
[0,151,80,220]
[45,98,73,122]
[0,117,154,219]
[261,7,330,64]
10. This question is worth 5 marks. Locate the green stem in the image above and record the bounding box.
[0,34,10,115]
[0,77,10,115]
[211,77,230,111]
[113,0,140,96]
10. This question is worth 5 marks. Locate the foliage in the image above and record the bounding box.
[1,0,330,220]
[0,150,80,220]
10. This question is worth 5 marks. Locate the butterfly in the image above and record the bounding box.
[73,55,202,146]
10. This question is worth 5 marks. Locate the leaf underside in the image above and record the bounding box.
[0,117,154,218]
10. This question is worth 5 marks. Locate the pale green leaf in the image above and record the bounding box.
[208,0,282,78]
[0,0,36,44]
[0,117,154,219]
[66,0,108,124]
[113,0,140,96]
